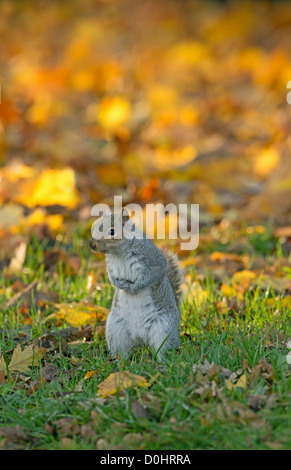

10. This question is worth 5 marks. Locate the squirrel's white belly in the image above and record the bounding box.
[107,255,158,341]
[117,287,156,341]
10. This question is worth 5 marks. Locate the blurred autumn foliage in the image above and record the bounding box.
[1,0,291,240]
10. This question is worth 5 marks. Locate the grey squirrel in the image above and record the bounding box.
[90,210,183,359]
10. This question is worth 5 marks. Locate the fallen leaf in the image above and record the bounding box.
[41,363,60,382]
[84,370,97,380]
[248,394,266,411]
[53,418,79,437]
[0,344,46,374]
[0,424,30,443]
[46,302,109,328]
[38,333,68,355]
[231,270,257,289]
[86,271,96,292]
[225,373,247,391]
[253,147,280,178]
[97,371,148,398]
[121,432,144,447]
[98,96,131,130]
[131,399,148,419]
[15,168,80,208]
[60,437,75,450]
[8,240,27,272]
[0,369,7,384]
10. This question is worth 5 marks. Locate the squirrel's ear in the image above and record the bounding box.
[121,207,130,226]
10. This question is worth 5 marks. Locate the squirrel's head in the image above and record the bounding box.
[90,209,132,255]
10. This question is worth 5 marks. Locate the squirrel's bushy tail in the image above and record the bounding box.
[163,250,183,307]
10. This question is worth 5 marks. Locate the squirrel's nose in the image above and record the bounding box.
[90,239,97,251]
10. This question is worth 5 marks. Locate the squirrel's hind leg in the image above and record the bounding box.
[105,310,135,359]
[148,316,180,360]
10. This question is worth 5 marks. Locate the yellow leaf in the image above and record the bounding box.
[220,282,236,298]
[2,162,37,182]
[71,70,95,91]
[16,168,80,208]
[236,373,247,390]
[226,373,247,391]
[179,105,198,126]
[232,270,256,287]
[180,257,200,269]
[153,145,197,171]
[84,370,97,380]
[98,96,131,130]
[253,147,280,178]
[210,252,241,263]
[53,302,109,327]
[61,310,94,327]
[1,344,46,374]
[148,84,178,110]
[13,208,64,234]
[225,380,235,391]
[97,371,148,398]
[166,41,209,67]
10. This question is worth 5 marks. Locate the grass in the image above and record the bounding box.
[0,225,290,450]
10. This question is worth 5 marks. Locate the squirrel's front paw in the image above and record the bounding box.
[114,278,133,291]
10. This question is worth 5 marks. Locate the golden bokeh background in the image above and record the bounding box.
[1,0,291,238]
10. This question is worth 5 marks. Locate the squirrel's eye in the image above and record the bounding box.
[108,228,115,236]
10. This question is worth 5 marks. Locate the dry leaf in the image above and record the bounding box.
[84,370,97,380]
[97,371,148,398]
[225,373,247,391]
[98,96,131,130]
[41,363,60,382]
[0,369,7,384]
[86,271,96,292]
[8,241,27,272]
[0,344,46,374]
[131,400,148,419]
[47,302,109,328]
[0,424,30,443]
[15,168,80,208]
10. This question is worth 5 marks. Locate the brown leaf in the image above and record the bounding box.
[41,363,60,382]
[248,394,266,412]
[0,424,36,444]
[43,248,66,271]
[54,418,80,437]
[38,333,68,355]
[0,369,7,384]
[274,226,291,238]
[131,399,148,419]
[67,255,82,275]
[60,437,75,449]
[44,423,55,435]
[80,423,97,441]
[250,359,274,382]
[121,432,144,447]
